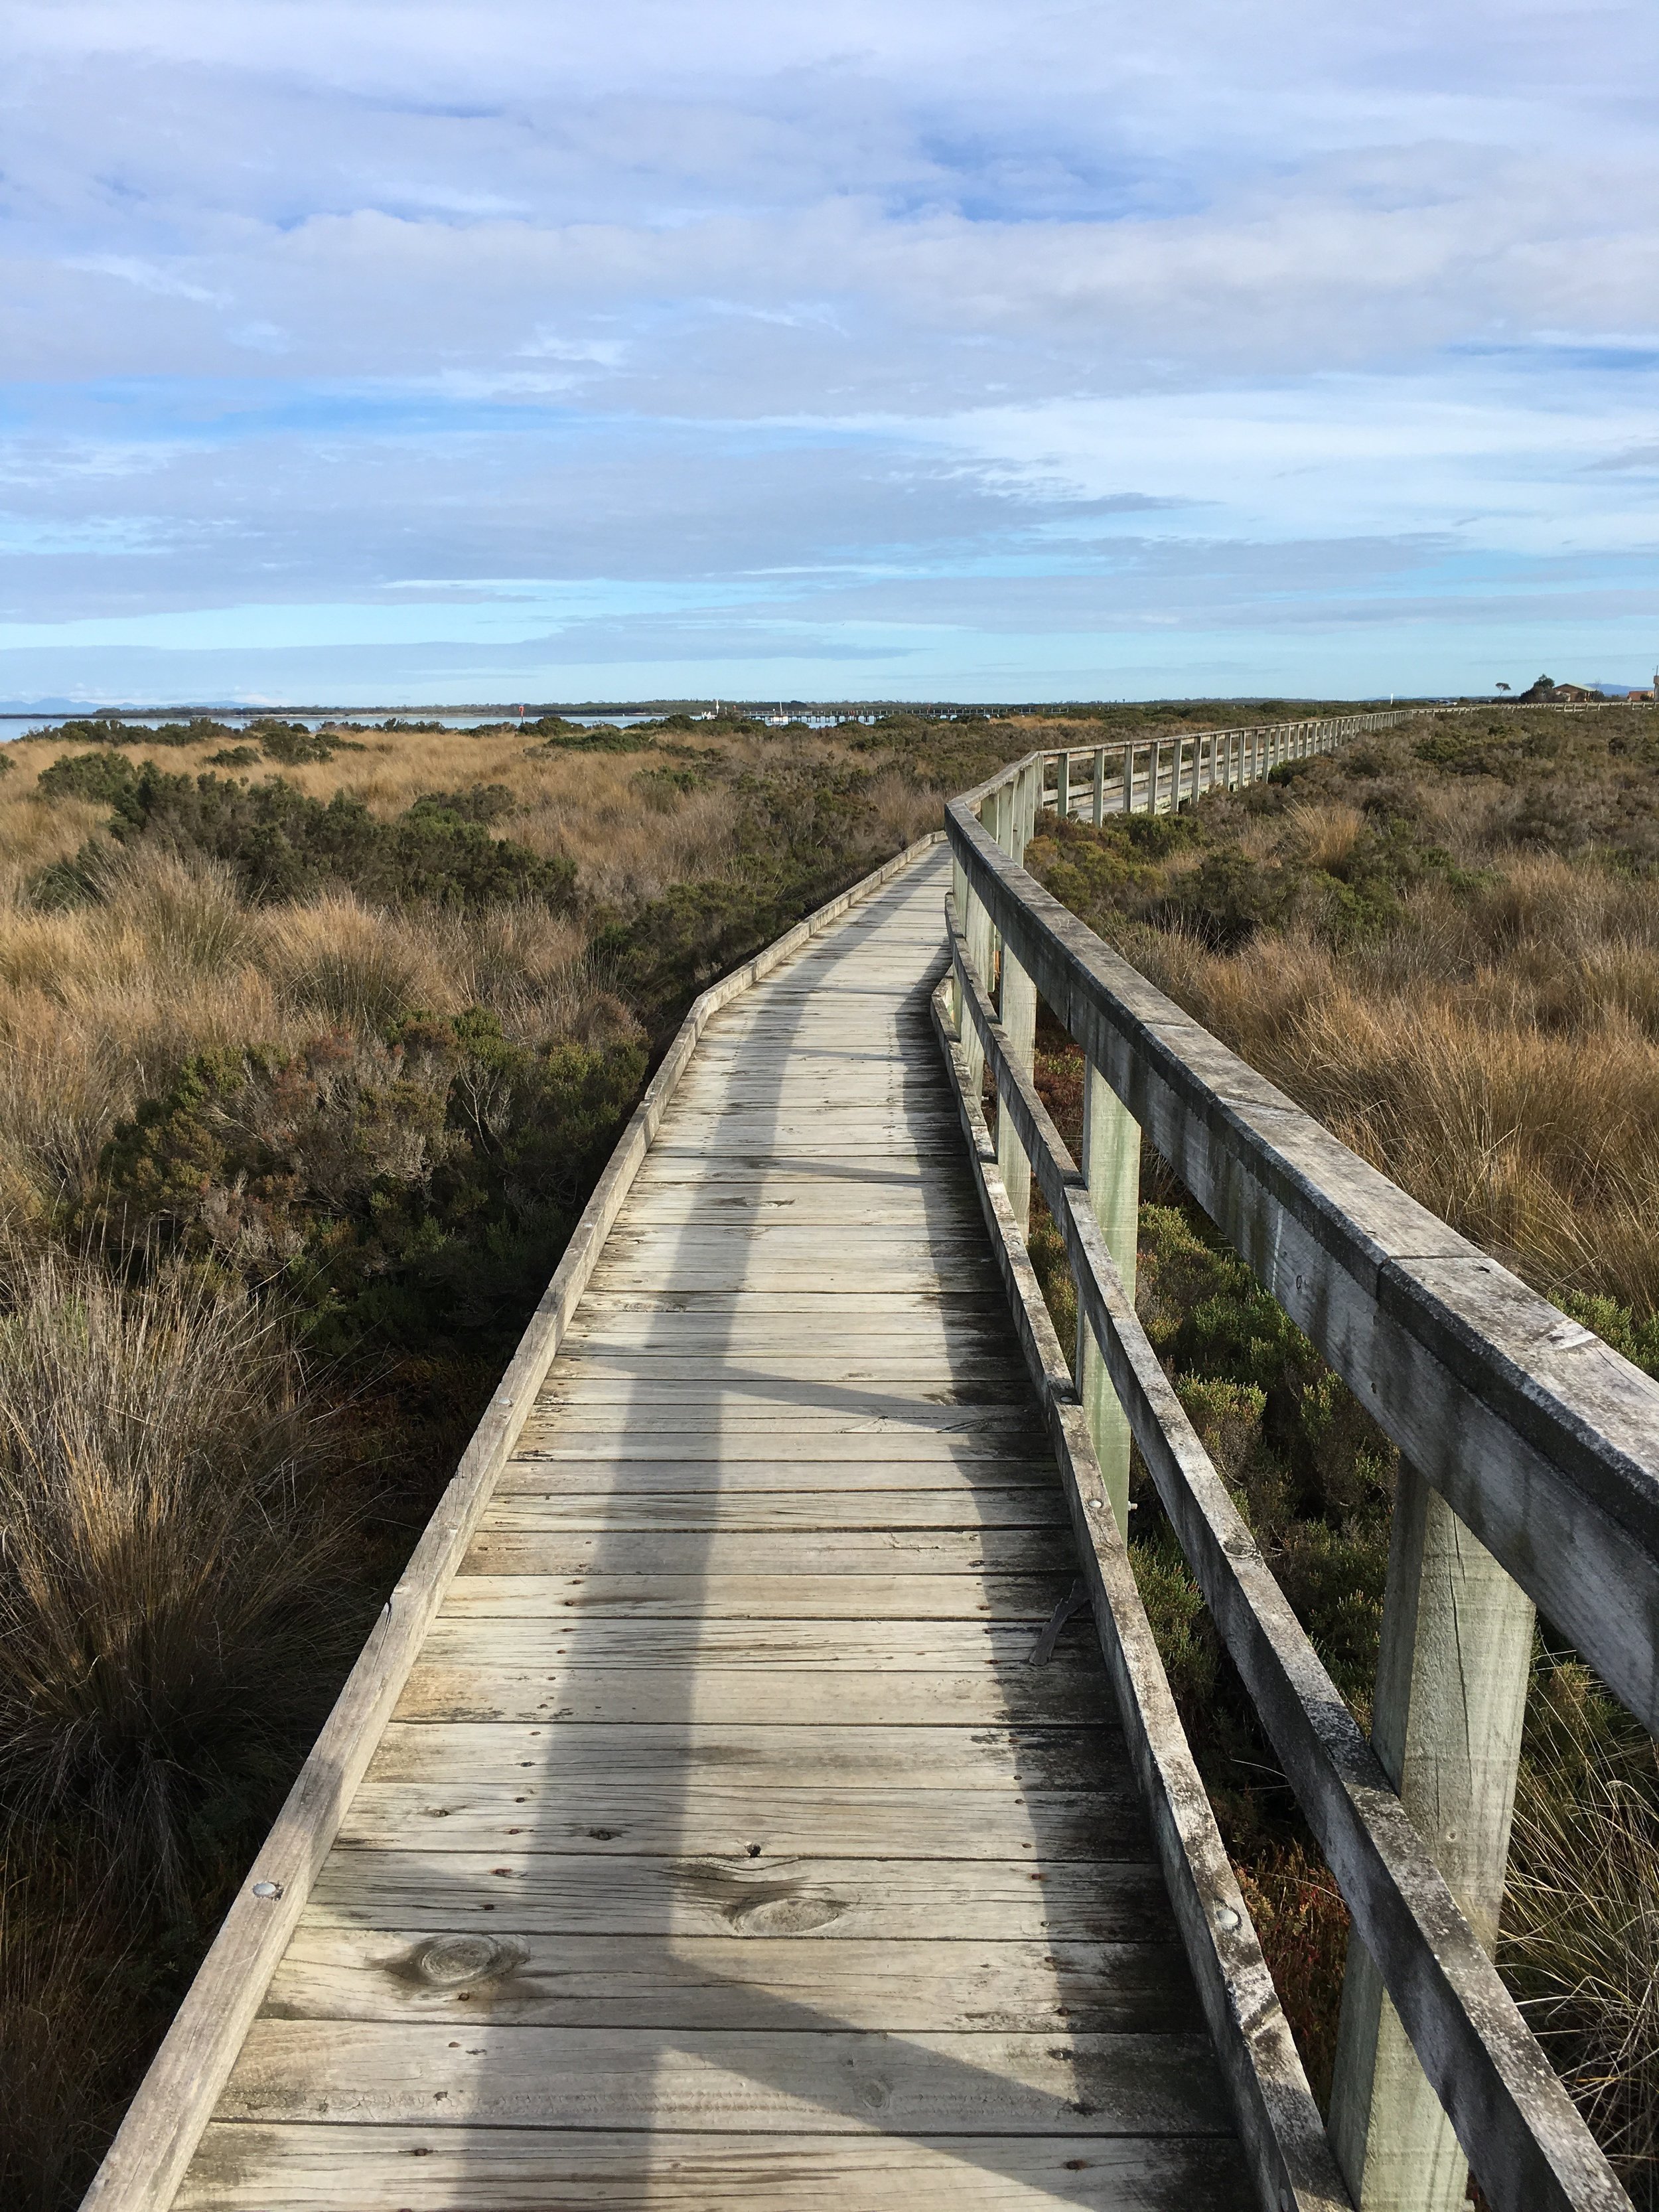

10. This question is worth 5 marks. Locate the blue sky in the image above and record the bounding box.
[2,0,1655,705]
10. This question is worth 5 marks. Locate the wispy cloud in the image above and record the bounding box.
[2,0,1655,701]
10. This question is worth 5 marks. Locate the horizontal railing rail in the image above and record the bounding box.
[1037,709,1409,823]
[940,715,1655,2212]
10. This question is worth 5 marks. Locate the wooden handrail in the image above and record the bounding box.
[947,798,1659,1730]
[940,718,1652,2212]
[941,897,1626,2212]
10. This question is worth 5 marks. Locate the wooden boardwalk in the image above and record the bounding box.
[174,849,1250,2209]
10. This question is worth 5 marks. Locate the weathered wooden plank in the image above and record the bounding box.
[563,1317,997,1348]
[393,1660,1107,1726]
[637,1112,965,1133]
[641,1159,973,1177]
[630,1157,953,1183]
[461,1528,1072,1574]
[532,1374,1030,1407]
[619,1201,988,1230]
[477,1488,1070,1532]
[443,1572,1070,1619]
[419,1617,1100,1672]
[179,2124,1254,2211]
[262,1927,1196,2033]
[571,1286,1005,1313]
[364,1721,1121,1790]
[595,1209,984,1236]
[305,1850,1171,1941]
[219,2022,1231,2134]
[514,1404,1043,1438]
[338,1779,1141,1856]
[553,1339,1021,1368]
[499,1444,1058,1479]
[587,1262,1000,1290]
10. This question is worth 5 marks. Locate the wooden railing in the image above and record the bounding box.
[938,714,1656,2212]
[1037,709,1408,823]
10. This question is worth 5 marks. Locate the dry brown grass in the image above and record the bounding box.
[0,719,912,897]
[0,1254,342,1894]
[1121,895,1659,1313]
[0,838,613,1239]
[0,1862,149,2212]
[1505,1662,1659,2190]
[0,1252,351,2208]
[1284,798,1366,873]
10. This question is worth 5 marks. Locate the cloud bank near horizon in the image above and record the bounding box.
[2,1,1656,704]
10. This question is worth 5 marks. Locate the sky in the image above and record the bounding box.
[1,0,1656,707]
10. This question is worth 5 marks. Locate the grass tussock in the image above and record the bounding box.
[0,1256,344,1895]
[1028,705,1659,2191]
[1504,1660,1659,2187]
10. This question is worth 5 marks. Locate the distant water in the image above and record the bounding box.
[0,709,881,742]
[0,710,658,734]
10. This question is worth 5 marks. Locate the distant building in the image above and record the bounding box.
[1517,675,1601,703]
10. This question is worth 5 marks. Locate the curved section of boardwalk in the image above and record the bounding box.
[177,849,1250,2210]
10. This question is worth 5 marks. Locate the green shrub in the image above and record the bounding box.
[29,840,111,910]
[407,783,516,824]
[36,753,140,806]
[249,722,364,765]
[86,1013,645,1360]
[27,718,232,749]
[595,878,794,1022]
[528,719,654,754]
[97,767,575,912]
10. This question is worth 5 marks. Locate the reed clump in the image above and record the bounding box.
[0,1255,342,1891]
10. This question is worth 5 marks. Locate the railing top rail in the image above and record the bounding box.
[944,788,1659,1735]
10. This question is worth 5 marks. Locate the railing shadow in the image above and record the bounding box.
[281,853,1250,2207]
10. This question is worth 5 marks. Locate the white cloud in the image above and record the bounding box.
[1,0,1655,698]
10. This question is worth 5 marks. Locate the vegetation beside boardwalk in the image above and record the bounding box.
[15,691,1650,2201]
[0,701,1058,2208]
[1025,703,1659,2193]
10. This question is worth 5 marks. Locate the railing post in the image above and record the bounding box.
[961,795,999,1100]
[1077,1056,1139,1531]
[1328,1464,1536,2211]
[1056,751,1070,822]
[1092,747,1106,824]
[1121,743,1134,814]
[993,765,1038,1234]
[949,846,969,1031]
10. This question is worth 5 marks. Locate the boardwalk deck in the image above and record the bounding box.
[173,849,1252,2209]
